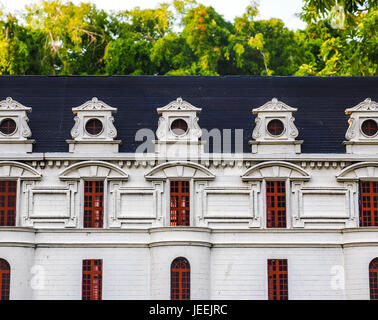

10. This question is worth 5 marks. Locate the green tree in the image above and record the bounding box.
[25,0,108,74]
[0,13,48,74]
[297,0,377,76]
[104,4,172,75]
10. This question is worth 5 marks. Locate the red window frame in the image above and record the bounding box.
[0,259,10,300]
[267,119,284,136]
[0,181,17,226]
[370,258,378,300]
[0,119,17,135]
[170,181,190,226]
[82,259,102,300]
[361,119,378,137]
[359,181,378,227]
[266,181,287,228]
[85,119,103,136]
[267,259,288,300]
[171,257,190,300]
[84,181,104,228]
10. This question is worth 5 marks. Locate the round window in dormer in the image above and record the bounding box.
[0,118,17,135]
[85,118,103,136]
[171,119,188,136]
[267,119,284,136]
[361,119,378,137]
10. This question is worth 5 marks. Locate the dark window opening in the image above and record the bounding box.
[361,119,378,137]
[0,259,10,300]
[359,181,378,227]
[84,181,104,228]
[171,257,190,300]
[85,118,103,136]
[268,259,288,300]
[171,119,188,136]
[0,181,17,226]
[266,181,286,228]
[267,119,284,136]
[170,181,190,226]
[0,119,16,135]
[82,259,102,300]
[370,258,378,300]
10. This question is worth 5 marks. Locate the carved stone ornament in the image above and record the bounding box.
[157,97,202,114]
[344,98,378,142]
[345,98,378,114]
[0,97,32,140]
[252,98,297,114]
[250,98,302,154]
[67,97,120,153]
[0,97,32,111]
[252,117,262,139]
[72,97,117,112]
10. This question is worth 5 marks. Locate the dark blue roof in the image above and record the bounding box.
[0,76,376,153]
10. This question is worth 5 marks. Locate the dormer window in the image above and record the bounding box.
[170,119,188,136]
[344,98,378,154]
[154,98,203,158]
[361,119,378,137]
[67,97,120,153]
[0,118,17,135]
[0,97,33,153]
[267,119,284,136]
[250,98,302,154]
[85,118,103,136]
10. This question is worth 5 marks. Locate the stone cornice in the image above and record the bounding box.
[0,227,376,248]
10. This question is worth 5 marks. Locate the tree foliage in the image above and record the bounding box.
[0,0,376,76]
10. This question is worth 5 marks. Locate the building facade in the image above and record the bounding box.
[0,76,377,300]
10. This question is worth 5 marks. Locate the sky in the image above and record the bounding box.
[0,0,307,30]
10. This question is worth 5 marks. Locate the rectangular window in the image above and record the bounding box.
[266,181,286,228]
[268,259,288,300]
[82,259,102,300]
[0,181,17,226]
[84,181,104,228]
[360,181,378,227]
[170,181,190,226]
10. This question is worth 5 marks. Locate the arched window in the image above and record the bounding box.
[0,259,10,300]
[171,257,190,300]
[370,258,378,300]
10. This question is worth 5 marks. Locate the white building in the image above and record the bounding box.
[0,76,377,300]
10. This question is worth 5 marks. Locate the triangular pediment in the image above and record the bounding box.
[252,98,297,114]
[0,97,31,112]
[72,97,117,113]
[345,98,378,114]
[157,97,201,114]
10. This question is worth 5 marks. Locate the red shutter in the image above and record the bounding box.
[82,259,102,300]
[0,259,10,300]
[0,181,17,227]
[266,181,286,228]
[170,181,190,226]
[84,181,104,228]
[268,259,288,300]
[359,181,378,227]
[171,257,190,300]
[370,258,378,300]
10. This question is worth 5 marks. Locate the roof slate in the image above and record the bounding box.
[0,76,376,154]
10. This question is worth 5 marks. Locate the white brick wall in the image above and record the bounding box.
[211,247,345,300]
[0,158,377,299]
[344,247,378,299]
[0,246,34,300]
[32,248,150,300]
